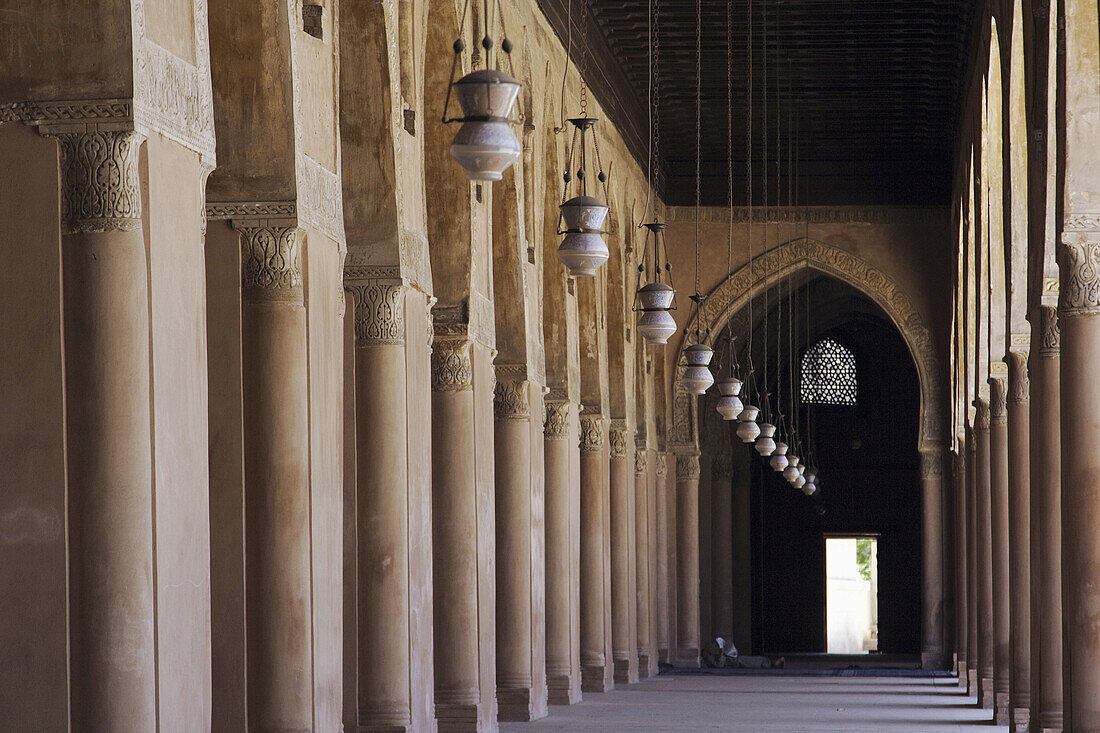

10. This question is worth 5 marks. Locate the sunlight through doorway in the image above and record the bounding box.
[825,536,879,654]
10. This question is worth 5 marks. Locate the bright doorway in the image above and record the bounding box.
[825,536,879,654]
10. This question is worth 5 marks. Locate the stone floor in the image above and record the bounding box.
[503,674,1005,732]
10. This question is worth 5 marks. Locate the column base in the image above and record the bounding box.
[658,647,670,664]
[496,686,548,722]
[638,653,658,679]
[1039,710,1063,733]
[967,669,978,697]
[994,692,1011,725]
[1011,706,1030,733]
[436,702,493,733]
[613,656,639,684]
[547,674,581,706]
[357,704,413,732]
[978,677,994,709]
[956,660,967,687]
[357,725,415,733]
[672,647,700,668]
[921,651,949,670]
[581,663,613,693]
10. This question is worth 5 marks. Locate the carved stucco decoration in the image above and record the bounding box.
[609,421,629,459]
[1037,305,1060,357]
[1005,351,1029,403]
[675,454,701,481]
[55,130,144,233]
[431,339,474,392]
[1058,216,1100,315]
[919,447,944,479]
[347,280,405,345]
[237,223,304,297]
[635,445,648,475]
[494,379,530,420]
[974,399,991,431]
[579,416,605,453]
[544,401,571,440]
[655,453,667,477]
[671,237,945,451]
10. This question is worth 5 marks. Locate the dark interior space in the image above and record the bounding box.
[743,278,922,655]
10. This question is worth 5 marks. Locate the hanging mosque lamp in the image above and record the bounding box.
[680,341,715,396]
[441,3,521,181]
[715,376,744,420]
[557,118,611,277]
[755,422,777,456]
[770,441,789,472]
[634,222,678,345]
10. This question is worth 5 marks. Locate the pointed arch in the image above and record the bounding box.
[671,238,944,451]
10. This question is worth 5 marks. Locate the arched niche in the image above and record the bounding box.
[670,238,945,452]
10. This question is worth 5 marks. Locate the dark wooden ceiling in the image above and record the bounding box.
[537,0,974,206]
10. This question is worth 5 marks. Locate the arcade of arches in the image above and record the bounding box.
[0,0,1098,731]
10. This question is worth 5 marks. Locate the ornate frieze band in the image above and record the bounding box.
[676,454,701,481]
[1037,305,1060,357]
[1005,351,1030,404]
[579,415,605,453]
[347,280,405,345]
[431,339,473,392]
[609,420,629,459]
[1058,215,1100,315]
[494,378,530,420]
[988,378,1008,425]
[544,400,571,440]
[55,130,144,233]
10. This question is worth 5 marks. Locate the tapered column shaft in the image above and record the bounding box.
[494,376,548,721]
[966,431,979,695]
[237,222,314,731]
[579,414,613,692]
[954,450,969,686]
[544,400,581,704]
[674,454,701,668]
[635,445,657,678]
[1031,307,1062,732]
[920,446,946,669]
[975,401,994,709]
[348,281,413,729]
[667,452,679,659]
[711,455,734,640]
[989,379,1011,724]
[1005,353,1032,730]
[655,455,671,662]
[609,422,639,684]
[59,130,157,731]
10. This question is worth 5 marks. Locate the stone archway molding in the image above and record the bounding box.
[669,237,944,452]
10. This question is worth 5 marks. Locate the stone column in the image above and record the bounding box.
[609,421,639,684]
[989,378,1012,724]
[920,445,946,669]
[346,279,414,730]
[55,129,157,730]
[667,451,679,659]
[1005,351,1032,731]
[635,443,657,678]
[975,400,995,709]
[544,399,581,704]
[966,431,979,695]
[953,449,969,686]
[1030,306,1062,733]
[655,454,671,663]
[711,454,734,641]
[579,413,613,692]
[494,374,548,721]
[1059,228,1100,732]
[431,337,487,728]
[674,454,701,668]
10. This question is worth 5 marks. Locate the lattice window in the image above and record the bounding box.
[801,337,857,405]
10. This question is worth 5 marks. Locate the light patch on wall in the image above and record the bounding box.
[0,507,63,545]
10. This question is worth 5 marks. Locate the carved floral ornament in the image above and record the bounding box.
[974,398,991,431]
[237,223,304,299]
[655,453,667,477]
[1058,217,1100,315]
[494,378,530,419]
[635,447,648,475]
[544,401,571,440]
[56,129,144,233]
[431,338,474,391]
[988,377,1008,424]
[919,448,944,479]
[1037,305,1060,356]
[1005,351,1029,403]
[346,280,405,345]
[609,422,629,459]
[579,416,605,453]
[676,454,701,481]
[670,237,944,451]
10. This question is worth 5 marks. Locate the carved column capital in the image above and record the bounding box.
[1058,220,1100,315]
[712,453,734,481]
[635,446,648,475]
[579,414,606,453]
[988,378,1008,425]
[431,338,473,392]
[919,447,944,479]
[974,398,991,431]
[234,222,304,303]
[1005,350,1030,404]
[347,279,405,345]
[676,454,701,481]
[609,420,629,459]
[1037,304,1060,357]
[494,378,530,420]
[655,454,668,478]
[54,129,145,233]
[544,400,572,440]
